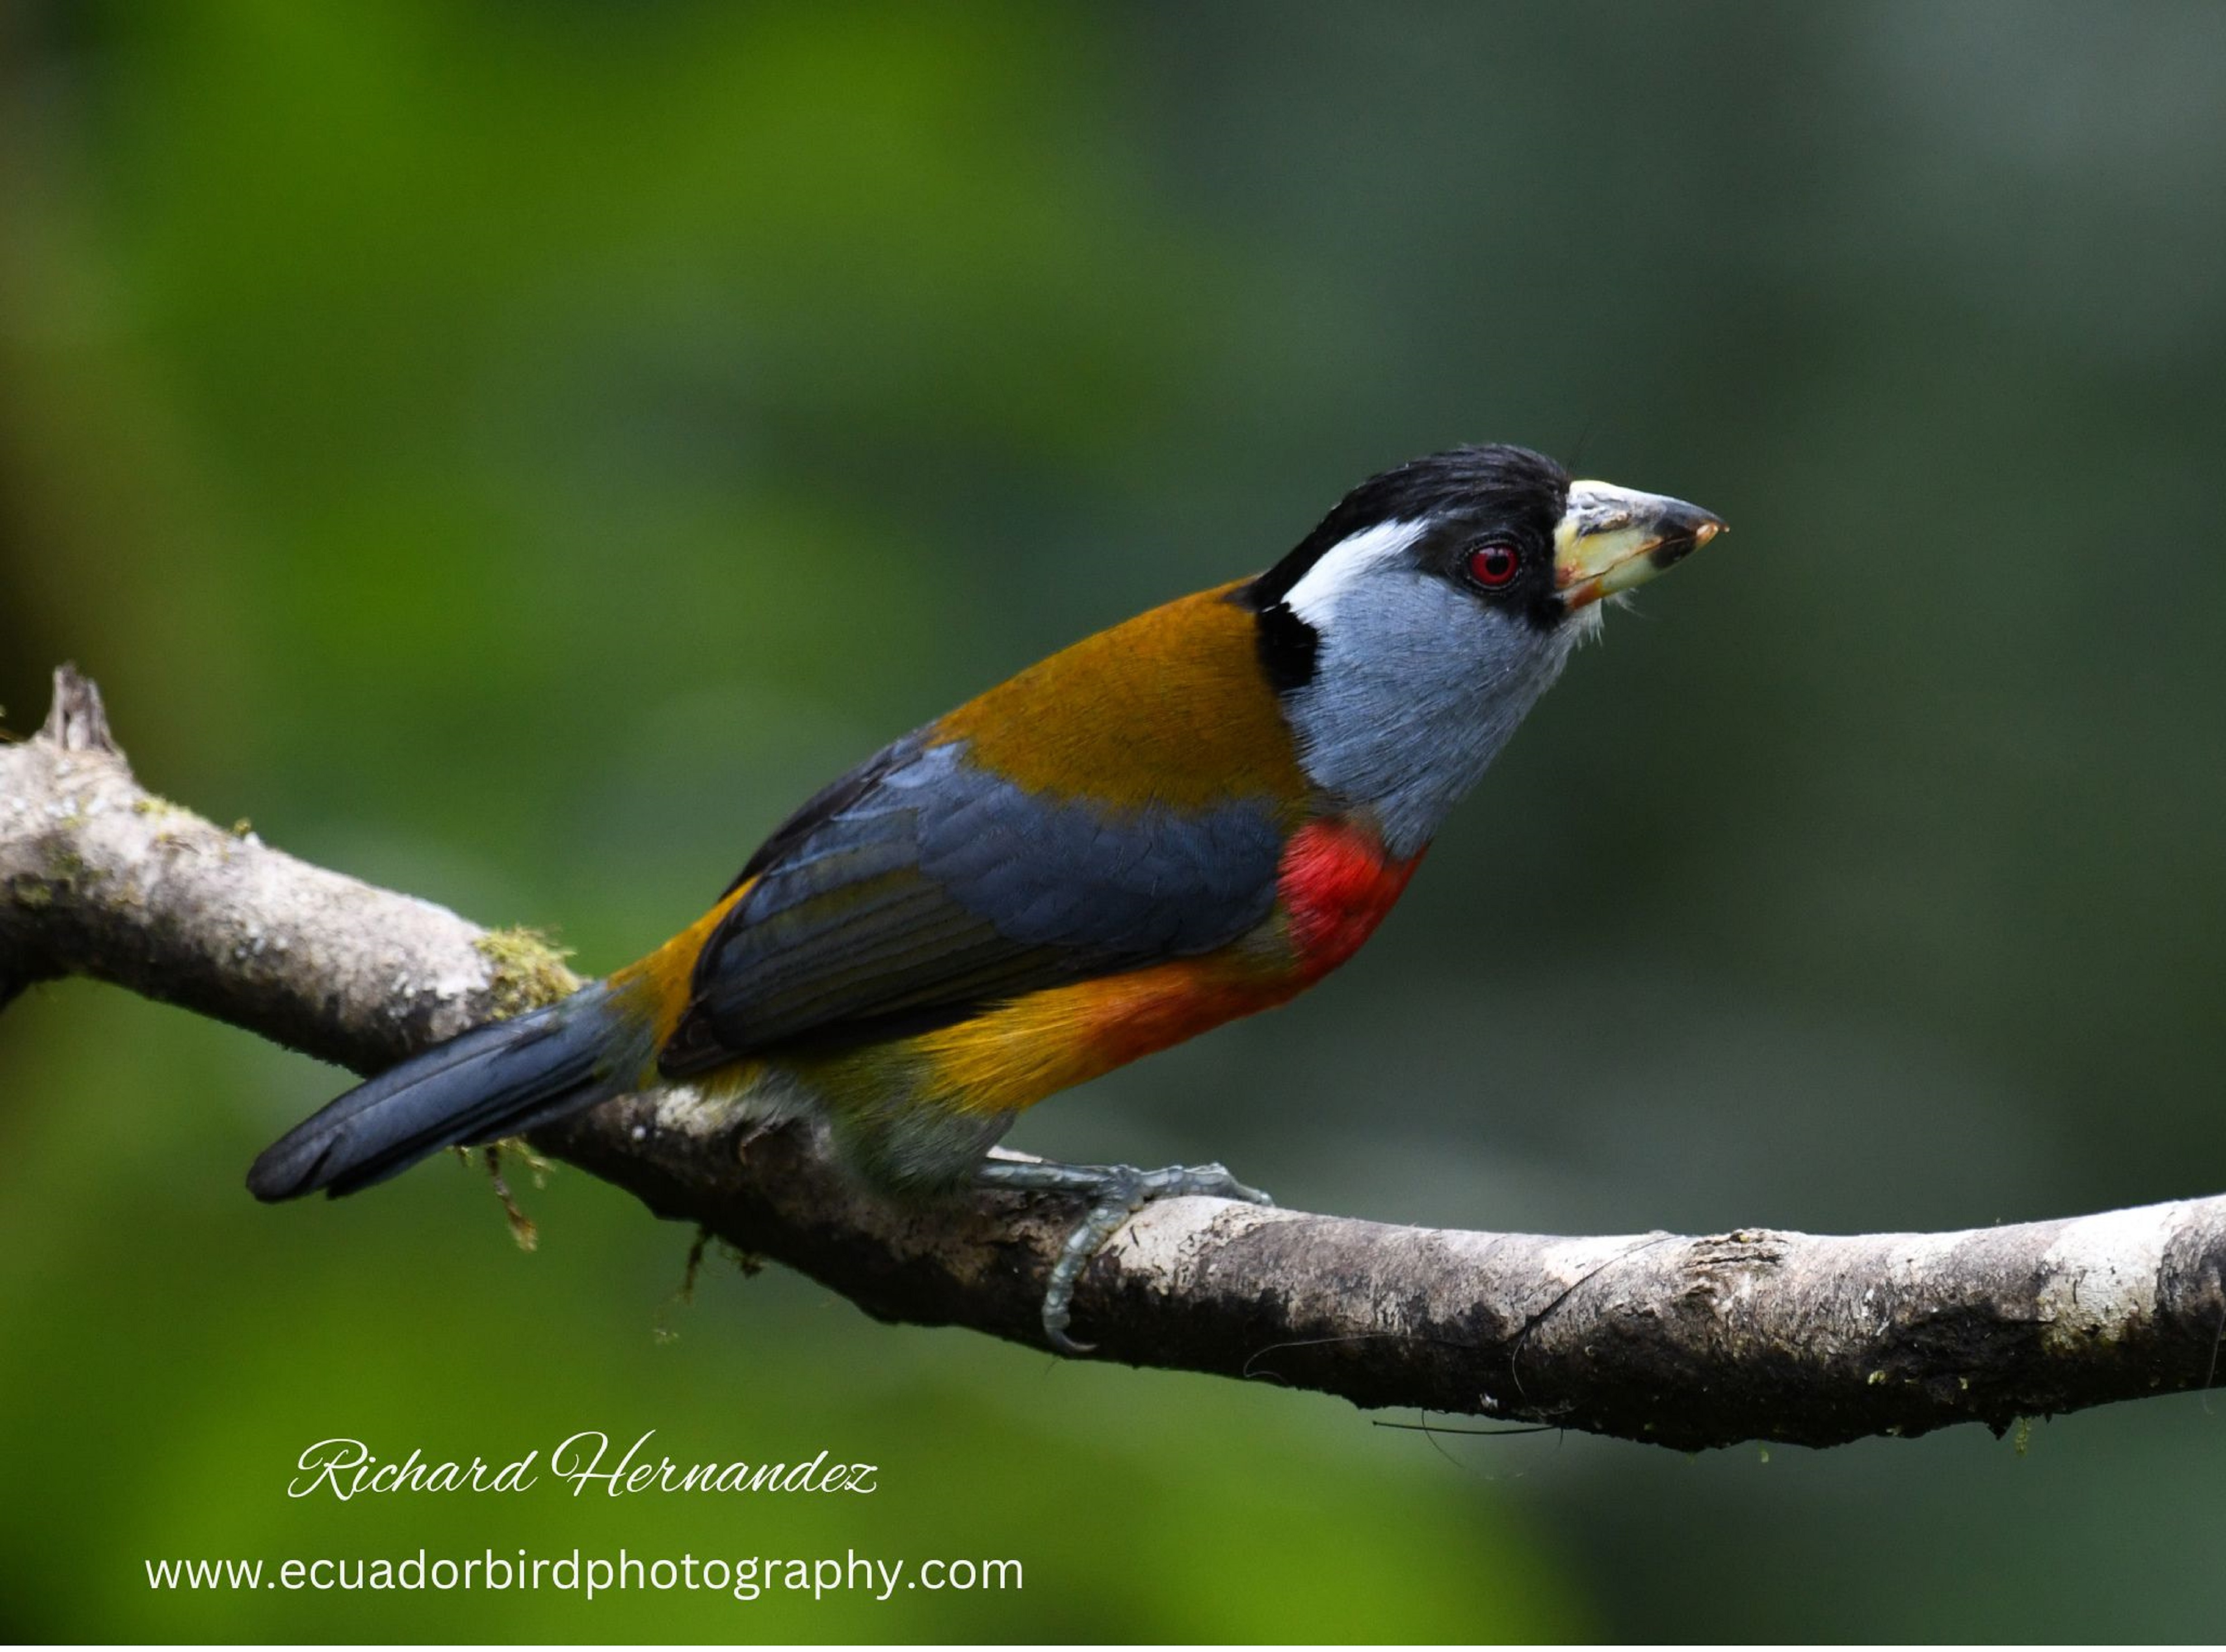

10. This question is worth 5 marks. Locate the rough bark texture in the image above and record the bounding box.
[5,666,2224,1451]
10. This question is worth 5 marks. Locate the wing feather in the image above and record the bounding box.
[659,732,1286,1073]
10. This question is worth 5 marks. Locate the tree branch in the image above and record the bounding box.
[5,665,2223,1450]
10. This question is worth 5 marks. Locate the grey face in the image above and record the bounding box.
[1272,511,1592,859]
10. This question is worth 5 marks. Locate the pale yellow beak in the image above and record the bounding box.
[1552,479,1726,610]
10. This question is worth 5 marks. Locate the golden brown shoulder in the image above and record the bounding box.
[932,581,1307,812]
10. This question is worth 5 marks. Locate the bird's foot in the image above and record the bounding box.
[975,1157,1273,1354]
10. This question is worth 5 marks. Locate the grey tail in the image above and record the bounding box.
[246,983,629,1202]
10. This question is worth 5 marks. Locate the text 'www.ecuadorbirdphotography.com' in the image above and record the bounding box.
[145,1548,1021,1603]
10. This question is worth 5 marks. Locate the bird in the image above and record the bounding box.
[248,442,1724,1351]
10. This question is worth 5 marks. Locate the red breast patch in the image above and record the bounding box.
[1277,819,1422,977]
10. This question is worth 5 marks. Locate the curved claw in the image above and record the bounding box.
[976,1156,1273,1354]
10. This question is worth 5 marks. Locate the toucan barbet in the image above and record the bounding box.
[249,443,1726,1351]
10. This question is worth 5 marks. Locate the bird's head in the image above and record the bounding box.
[1243,443,1724,858]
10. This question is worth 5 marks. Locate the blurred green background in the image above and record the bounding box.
[4,0,2225,1640]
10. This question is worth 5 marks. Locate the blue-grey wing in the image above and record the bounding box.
[659,731,1286,1074]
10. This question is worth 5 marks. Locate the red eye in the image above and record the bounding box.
[1466,544,1520,588]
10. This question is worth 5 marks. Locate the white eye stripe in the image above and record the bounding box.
[1280,518,1426,630]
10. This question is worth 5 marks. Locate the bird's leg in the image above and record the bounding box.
[975,1157,1273,1354]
